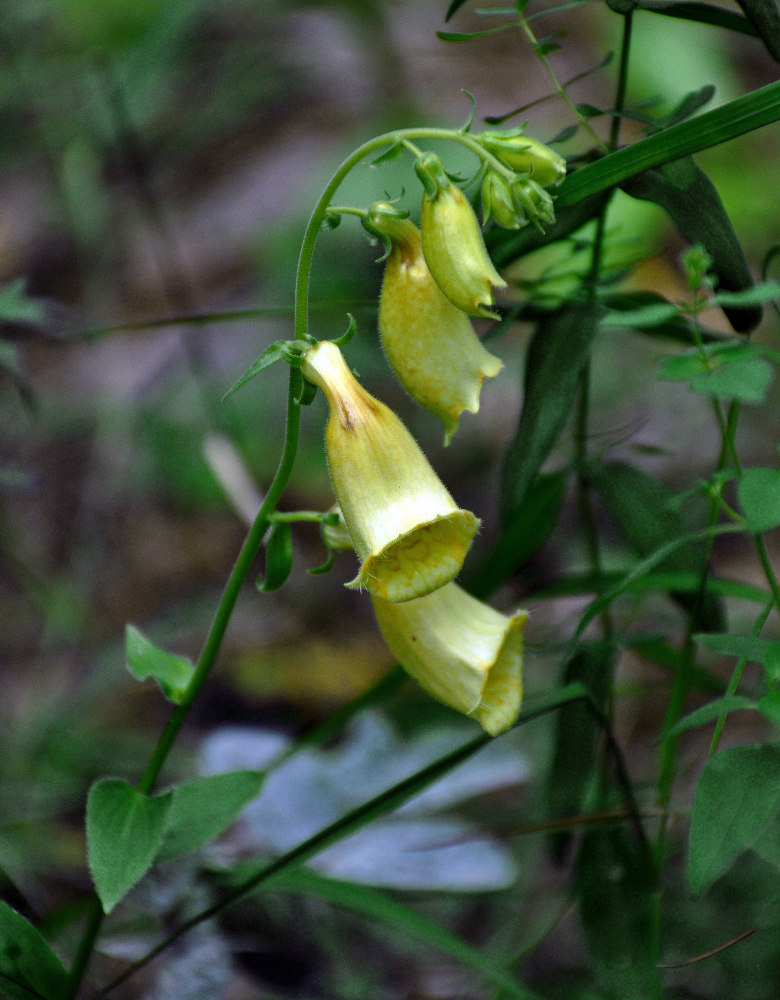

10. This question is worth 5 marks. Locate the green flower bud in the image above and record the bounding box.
[371,583,528,735]
[370,210,503,445]
[415,152,506,319]
[478,129,566,188]
[512,178,556,229]
[301,340,480,602]
[481,171,524,230]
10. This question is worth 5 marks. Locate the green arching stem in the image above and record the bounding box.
[66,118,525,998]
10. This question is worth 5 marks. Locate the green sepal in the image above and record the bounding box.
[257,520,293,592]
[125,624,194,704]
[223,339,308,400]
[332,312,357,348]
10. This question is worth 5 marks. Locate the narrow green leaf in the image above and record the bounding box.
[600,301,680,329]
[500,304,599,521]
[156,770,265,862]
[125,624,194,705]
[577,824,658,997]
[738,467,780,532]
[694,631,775,664]
[445,0,471,20]
[714,280,780,306]
[222,340,288,401]
[0,279,47,326]
[688,745,780,893]
[584,460,724,630]
[556,79,780,209]
[468,472,567,597]
[662,695,756,740]
[547,641,616,862]
[734,0,780,60]
[640,0,758,36]
[263,869,541,1000]
[0,903,69,1000]
[87,778,173,913]
[258,520,293,592]
[622,159,761,332]
[437,24,517,41]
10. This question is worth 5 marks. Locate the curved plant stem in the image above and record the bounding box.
[66,118,512,1000]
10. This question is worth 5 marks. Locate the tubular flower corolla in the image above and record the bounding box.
[415,152,506,319]
[371,583,528,735]
[301,340,480,602]
[369,207,503,445]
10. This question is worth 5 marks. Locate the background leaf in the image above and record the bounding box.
[87,778,173,913]
[125,624,194,704]
[577,824,658,998]
[546,640,616,862]
[500,304,599,521]
[583,460,724,630]
[156,770,265,862]
[738,467,780,532]
[688,745,780,893]
[0,903,69,1000]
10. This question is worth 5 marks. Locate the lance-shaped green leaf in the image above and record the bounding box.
[577,824,658,998]
[738,466,780,532]
[547,640,616,863]
[87,778,173,913]
[257,520,293,591]
[125,624,194,704]
[688,745,780,893]
[222,339,307,401]
[621,158,761,332]
[0,903,69,1000]
[583,460,724,631]
[500,304,599,522]
[658,341,773,404]
[156,770,265,862]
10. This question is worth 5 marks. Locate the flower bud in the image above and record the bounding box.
[481,171,524,230]
[371,583,528,735]
[512,178,556,229]
[301,340,480,602]
[369,208,503,445]
[478,129,566,188]
[415,152,506,319]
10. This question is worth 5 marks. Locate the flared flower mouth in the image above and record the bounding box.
[302,340,480,603]
[371,583,528,735]
[348,510,479,602]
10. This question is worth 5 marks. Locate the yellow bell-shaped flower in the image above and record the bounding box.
[370,207,503,445]
[301,340,480,602]
[372,583,528,735]
[416,152,506,319]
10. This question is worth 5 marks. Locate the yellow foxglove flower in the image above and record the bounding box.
[478,129,567,188]
[301,340,480,602]
[371,583,528,736]
[415,152,506,319]
[369,207,503,445]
